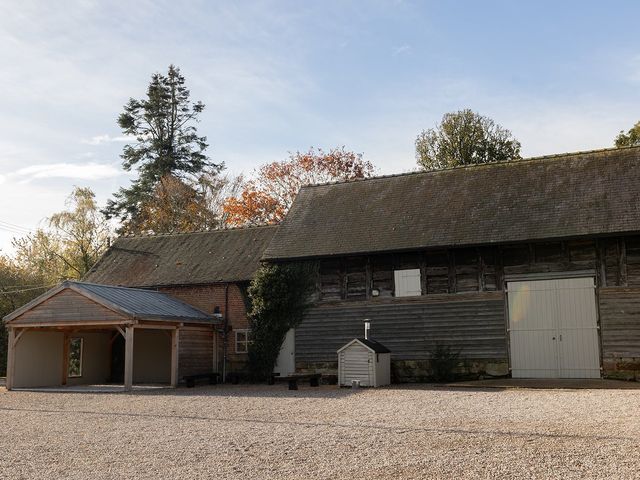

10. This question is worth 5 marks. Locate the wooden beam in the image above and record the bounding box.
[477,248,485,292]
[134,323,181,330]
[62,331,69,386]
[419,252,427,296]
[115,325,125,338]
[170,328,180,388]
[619,238,628,287]
[448,249,456,294]
[109,331,120,346]
[5,328,16,390]
[9,321,130,329]
[124,325,134,392]
[13,328,27,346]
[340,258,347,300]
[365,256,372,300]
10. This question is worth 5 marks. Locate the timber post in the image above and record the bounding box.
[170,327,180,388]
[124,325,134,392]
[5,327,16,391]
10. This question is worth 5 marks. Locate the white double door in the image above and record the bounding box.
[507,277,600,379]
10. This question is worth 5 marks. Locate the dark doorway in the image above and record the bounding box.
[110,334,125,383]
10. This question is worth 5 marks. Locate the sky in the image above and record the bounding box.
[1,0,640,253]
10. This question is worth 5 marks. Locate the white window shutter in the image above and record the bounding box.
[394,269,422,297]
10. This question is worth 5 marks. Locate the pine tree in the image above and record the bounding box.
[104,65,221,230]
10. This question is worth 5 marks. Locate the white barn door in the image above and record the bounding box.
[507,277,600,379]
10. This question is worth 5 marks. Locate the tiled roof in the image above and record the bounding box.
[84,226,277,287]
[263,146,640,260]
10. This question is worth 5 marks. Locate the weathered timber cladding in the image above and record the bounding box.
[11,289,128,325]
[296,293,506,363]
[316,237,622,301]
[178,327,214,378]
[625,237,640,286]
[599,287,640,358]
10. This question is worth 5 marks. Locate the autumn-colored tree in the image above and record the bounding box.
[127,174,217,234]
[223,147,374,225]
[123,171,244,234]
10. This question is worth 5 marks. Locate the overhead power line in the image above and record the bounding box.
[0,219,35,236]
[0,284,55,295]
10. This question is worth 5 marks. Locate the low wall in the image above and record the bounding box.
[134,329,171,384]
[297,358,510,383]
[13,331,64,388]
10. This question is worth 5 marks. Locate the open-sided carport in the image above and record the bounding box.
[3,281,216,391]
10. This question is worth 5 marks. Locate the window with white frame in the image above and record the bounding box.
[235,329,252,354]
[68,337,83,377]
[394,269,422,297]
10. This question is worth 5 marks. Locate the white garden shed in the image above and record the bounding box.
[337,337,391,387]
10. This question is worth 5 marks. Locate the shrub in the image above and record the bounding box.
[429,344,460,382]
[247,262,316,381]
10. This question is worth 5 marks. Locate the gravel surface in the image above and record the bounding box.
[1,384,639,479]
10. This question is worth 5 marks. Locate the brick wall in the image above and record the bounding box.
[159,283,250,375]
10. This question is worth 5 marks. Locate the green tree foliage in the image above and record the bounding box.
[416,109,522,170]
[13,187,111,282]
[1,187,111,374]
[0,256,49,375]
[103,65,222,231]
[615,121,640,148]
[247,263,317,380]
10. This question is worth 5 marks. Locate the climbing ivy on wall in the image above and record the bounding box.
[247,262,316,381]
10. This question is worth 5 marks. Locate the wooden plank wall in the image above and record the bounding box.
[317,236,640,301]
[178,327,214,378]
[296,293,506,363]
[11,289,127,325]
[599,288,640,358]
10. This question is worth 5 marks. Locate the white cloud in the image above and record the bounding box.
[393,44,411,56]
[82,134,134,145]
[10,162,123,182]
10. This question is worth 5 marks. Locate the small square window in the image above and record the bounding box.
[68,338,83,377]
[235,329,252,354]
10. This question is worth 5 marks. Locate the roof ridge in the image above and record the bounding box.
[301,144,640,189]
[120,223,279,240]
[67,280,163,294]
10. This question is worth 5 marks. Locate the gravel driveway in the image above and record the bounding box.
[0,384,639,479]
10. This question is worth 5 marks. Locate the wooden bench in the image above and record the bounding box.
[270,373,321,390]
[184,373,220,388]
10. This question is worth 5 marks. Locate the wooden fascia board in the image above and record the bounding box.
[337,338,372,354]
[6,320,133,329]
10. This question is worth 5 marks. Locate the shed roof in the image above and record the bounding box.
[338,338,391,354]
[263,146,640,260]
[84,225,277,287]
[3,281,215,325]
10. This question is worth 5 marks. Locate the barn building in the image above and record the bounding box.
[3,226,276,390]
[262,146,640,382]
